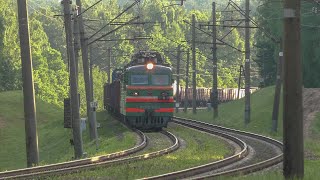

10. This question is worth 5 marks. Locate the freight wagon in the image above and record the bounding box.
[177,87,258,107]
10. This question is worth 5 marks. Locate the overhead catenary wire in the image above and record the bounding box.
[220,21,243,40]
[229,0,279,43]
[76,0,102,17]
[88,0,140,40]
[183,20,244,52]
[88,16,140,45]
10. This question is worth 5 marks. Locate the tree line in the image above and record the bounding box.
[2,0,316,113]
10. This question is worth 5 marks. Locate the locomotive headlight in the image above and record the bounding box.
[160,91,169,100]
[146,63,154,70]
[132,92,139,96]
[161,92,168,96]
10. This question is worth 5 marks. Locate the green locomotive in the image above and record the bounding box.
[104,51,174,129]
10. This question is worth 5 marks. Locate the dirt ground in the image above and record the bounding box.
[303,88,320,139]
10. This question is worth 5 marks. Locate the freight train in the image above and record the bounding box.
[104,51,174,129]
[176,87,258,107]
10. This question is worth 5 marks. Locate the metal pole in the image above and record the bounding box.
[192,14,197,114]
[244,0,251,125]
[283,0,303,178]
[63,0,83,159]
[184,50,190,112]
[272,38,283,132]
[107,48,111,84]
[76,0,96,140]
[17,0,39,167]
[176,45,181,113]
[212,2,218,118]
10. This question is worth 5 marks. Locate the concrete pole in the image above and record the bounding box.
[89,48,94,100]
[244,0,251,125]
[272,38,283,132]
[175,45,181,113]
[184,50,190,112]
[212,2,218,118]
[237,65,243,100]
[192,14,197,114]
[63,0,83,159]
[76,0,96,140]
[88,45,98,146]
[17,0,39,167]
[107,48,111,84]
[283,0,304,178]
[73,12,80,88]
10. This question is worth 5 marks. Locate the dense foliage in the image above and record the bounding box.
[1,0,316,114]
[255,0,320,87]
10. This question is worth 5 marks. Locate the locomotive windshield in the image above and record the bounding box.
[137,57,158,64]
[131,75,148,85]
[152,75,169,85]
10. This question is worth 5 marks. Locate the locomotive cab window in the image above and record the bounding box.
[131,75,148,85]
[146,57,157,63]
[152,75,169,85]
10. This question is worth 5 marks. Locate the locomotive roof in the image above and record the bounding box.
[132,51,163,60]
[124,51,167,67]
[126,65,172,73]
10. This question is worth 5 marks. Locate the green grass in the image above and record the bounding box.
[132,132,172,155]
[176,86,320,180]
[176,86,283,139]
[305,113,320,158]
[53,123,231,179]
[3,87,319,179]
[0,91,137,171]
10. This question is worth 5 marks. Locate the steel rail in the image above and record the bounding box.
[174,117,283,179]
[0,129,146,179]
[144,118,249,180]
[1,130,179,179]
[144,116,283,180]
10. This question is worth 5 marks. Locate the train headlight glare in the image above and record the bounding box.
[133,92,139,96]
[146,63,154,70]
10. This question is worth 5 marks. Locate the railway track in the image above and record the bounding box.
[0,116,282,179]
[144,117,283,180]
[0,130,179,179]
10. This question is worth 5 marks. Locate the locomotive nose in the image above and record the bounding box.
[159,91,169,100]
[145,109,154,117]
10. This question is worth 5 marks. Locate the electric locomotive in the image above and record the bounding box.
[104,51,174,129]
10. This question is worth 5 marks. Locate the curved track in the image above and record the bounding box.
[144,117,283,180]
[0,129,145,179]
[0,130,179,179]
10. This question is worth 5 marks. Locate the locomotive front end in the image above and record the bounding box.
[122,57,174,129]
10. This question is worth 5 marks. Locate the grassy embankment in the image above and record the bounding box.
[0,90,231,179]
[0,91,136,171]
[176,86,320,180]
[54,124,231,179]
